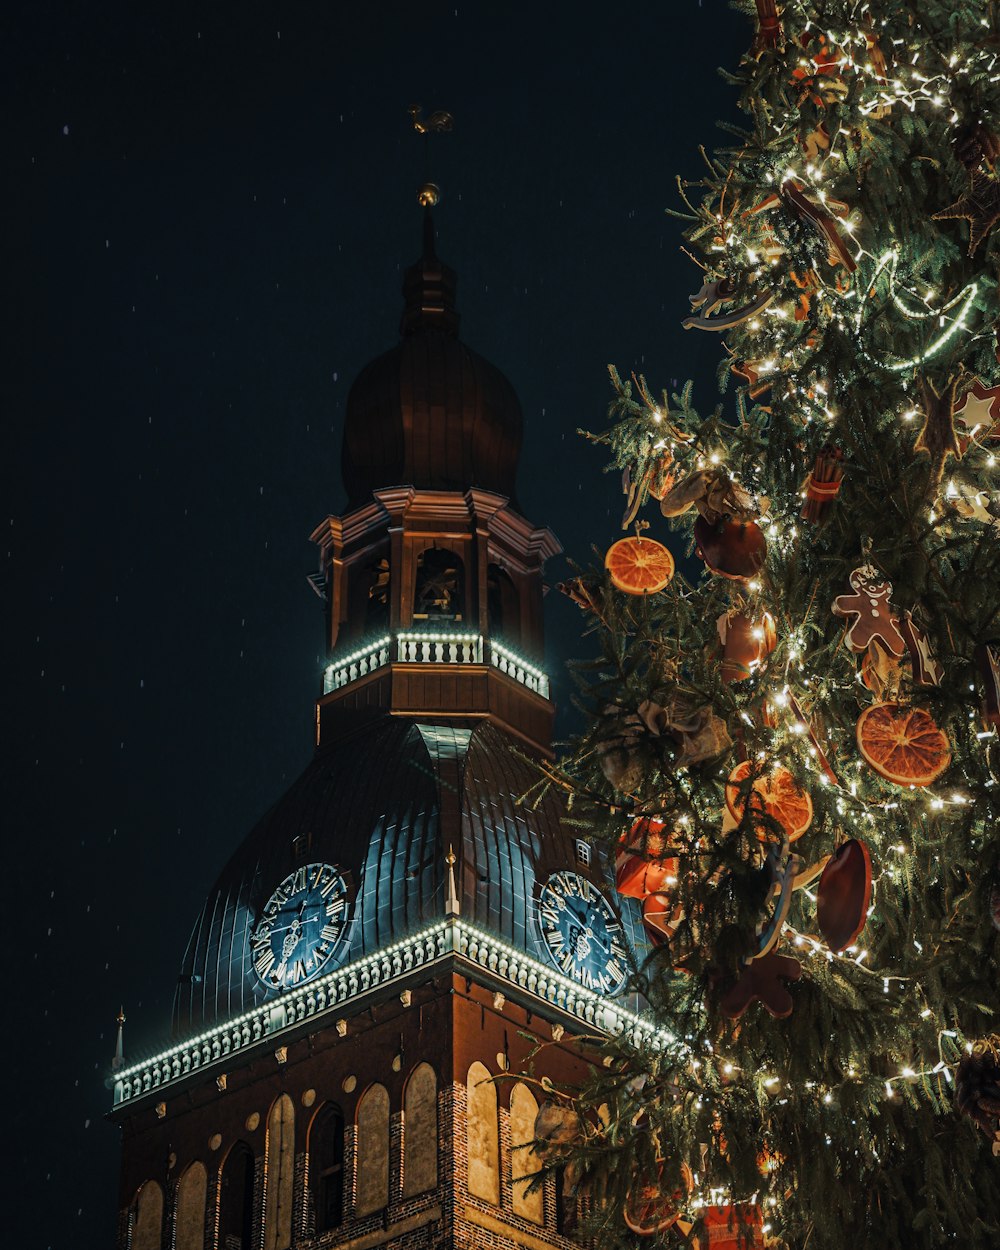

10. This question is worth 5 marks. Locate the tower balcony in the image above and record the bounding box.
[317,630,553,751]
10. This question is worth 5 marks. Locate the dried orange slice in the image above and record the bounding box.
[725,760,813,842]
[605,536,674,595]
[856,702,950,787]
[623,1160,692,1236]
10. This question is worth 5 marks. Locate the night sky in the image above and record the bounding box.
[6,3,748,1244]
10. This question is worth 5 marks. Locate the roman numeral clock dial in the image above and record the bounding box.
[250,864,351,990]
[536,870,628,995]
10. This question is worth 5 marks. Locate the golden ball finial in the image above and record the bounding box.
[417,181,441,208]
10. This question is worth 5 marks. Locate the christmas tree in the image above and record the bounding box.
[541,2,1000,1246]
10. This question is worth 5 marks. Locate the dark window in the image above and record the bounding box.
[364,557,390,633]
[554,1164,576,1236]
[414,548,464,621]
[312,1105,345,1232]
[220,1142,255,1250]
[486,564,520,644]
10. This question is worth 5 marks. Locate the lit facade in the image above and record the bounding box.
[110,211,646,1250]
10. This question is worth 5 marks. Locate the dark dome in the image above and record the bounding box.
[173,717,646,1038]
[341,212,523,505]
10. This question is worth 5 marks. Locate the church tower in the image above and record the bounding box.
[109,204,649,1250]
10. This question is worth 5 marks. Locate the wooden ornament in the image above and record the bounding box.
[933,170,1000,255]
[719,949,801,1020]
[682,289,775,332]
[781,179,856,272]
[717,610,776,683]
[956,1038,1000,1138]
[860,639,904,701]
[730,356,773,399]
[899,610,944,687]
[989,881,1000,933]
[790,34,849,108]
[975,641,1000,731]
[800,445,844,523]
[955,379,1000,440]
[914,375,964,489]
[831,566,906,656]
[641,890,685,947]
[817,839,872,953]
[787,693,838,785]
[751,0,782,55]
[694,516,766,580]
[755,848,800,957]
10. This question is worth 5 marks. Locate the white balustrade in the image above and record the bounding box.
[110,919,674,1110]
[322,632,549,700]
[395,631,483,665]
[323,635,391,694]
[489,640,549,699]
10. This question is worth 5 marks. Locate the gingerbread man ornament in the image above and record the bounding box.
[831,566,906,656]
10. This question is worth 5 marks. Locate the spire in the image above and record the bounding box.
[445,845,460,917]
[400,208,460,337]
[112,1006,126,1072]
[401,105,458,337]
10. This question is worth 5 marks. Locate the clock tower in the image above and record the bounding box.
[109,205,649,1250]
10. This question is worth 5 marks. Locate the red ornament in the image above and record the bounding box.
[615,818,677,899]
[641,890,685,946]
[719,950,802,1019]
[697,1204,766,1250]
[717,610,777,682]
[694,516,766,580]
[817,839,872,953]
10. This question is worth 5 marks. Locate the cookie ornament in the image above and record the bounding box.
[831,566,906,656]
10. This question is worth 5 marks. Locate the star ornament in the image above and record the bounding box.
[933,170,1000,255]
[914,375,963,488]
[955,379,1000,440]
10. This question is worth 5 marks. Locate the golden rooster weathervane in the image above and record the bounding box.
[409,105,453,206]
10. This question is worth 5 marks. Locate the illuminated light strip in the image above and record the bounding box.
[854,249,979,370]
[110,919,676,1107]
[323,631,552,700]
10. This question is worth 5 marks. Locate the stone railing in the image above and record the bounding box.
[112,924,451,1108]
[323,631,549,701]
[111,920,671,1109]
[323,635,392,694]
[395,631,483,665]
[489,640,549,699]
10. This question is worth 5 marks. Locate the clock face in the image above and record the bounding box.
[536,871,628,995]
[250,863,350,989]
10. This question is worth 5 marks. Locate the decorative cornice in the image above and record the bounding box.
[109,919,672,1113]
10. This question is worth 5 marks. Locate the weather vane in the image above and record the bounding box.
[408,105,453,207]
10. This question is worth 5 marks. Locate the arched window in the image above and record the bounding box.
[487,564,520,645]
[510,1083,543,1225]
[466,1061,499,1205]
[309,1103,345,1233]
[175,1161,207,1250]
[264,1095,295,1250]
[132,1180,163,1250]
[402,1062,438,1197]
[355,1083,390,1217]
[363,555,390,634]
[413,547,464,622]
[219,1143,255,1250]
